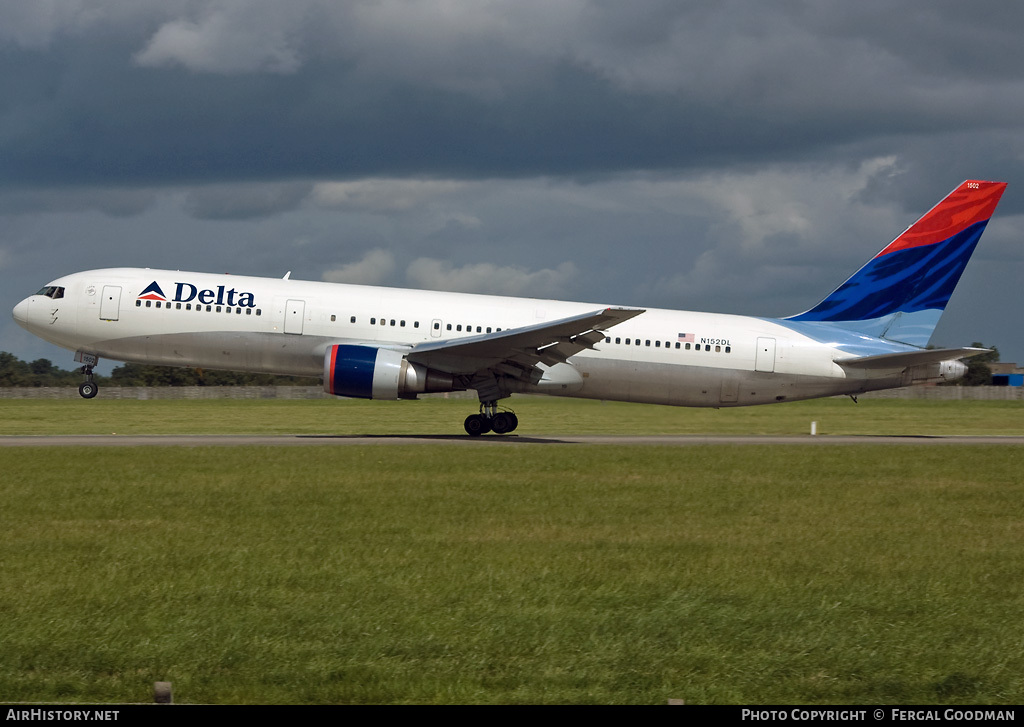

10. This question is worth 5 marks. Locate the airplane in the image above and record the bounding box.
[12,179,1007,435]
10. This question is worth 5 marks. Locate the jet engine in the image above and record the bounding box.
[903,359,968,385]
[323,344,456,399]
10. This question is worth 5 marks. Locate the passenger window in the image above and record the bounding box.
[136,300,141,307]
[655,341,661,347]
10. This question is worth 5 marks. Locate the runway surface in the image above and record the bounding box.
[3,433,1024,446]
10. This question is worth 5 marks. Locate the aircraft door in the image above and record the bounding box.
[284,299,305,335]
[431,319,443,338]
[100,286,121,321]
[755,337,776,373]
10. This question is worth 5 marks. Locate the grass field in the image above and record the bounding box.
[1,395,1023,436]
[1,398,1022,704]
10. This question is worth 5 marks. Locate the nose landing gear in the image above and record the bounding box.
[78,366,98,399]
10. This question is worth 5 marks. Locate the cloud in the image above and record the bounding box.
[0,187,159,217]
[2,1,1022,365]
[134,3,303,74]
[646,159,907,314]
[183,182,313,220]
[311,179,469,214]
[322,249,396,285]
[405,258,578,298]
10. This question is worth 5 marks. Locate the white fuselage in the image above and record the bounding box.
[13,267,927,407]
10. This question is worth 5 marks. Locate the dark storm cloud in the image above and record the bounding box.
[2,1,1023,188]
[182,182,314,220]
[2,1,1022,365]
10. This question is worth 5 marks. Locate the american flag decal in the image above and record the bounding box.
[678,333,694,343]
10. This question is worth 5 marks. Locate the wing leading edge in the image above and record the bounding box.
[406,307,644,381]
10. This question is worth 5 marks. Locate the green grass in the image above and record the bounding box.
[0,396,1022,436]
[1,445,1022,704]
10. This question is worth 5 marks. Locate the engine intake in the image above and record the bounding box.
[323,345,456,399]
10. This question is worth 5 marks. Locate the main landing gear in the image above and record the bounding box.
[79,366,98,399]
[464,402,519,436]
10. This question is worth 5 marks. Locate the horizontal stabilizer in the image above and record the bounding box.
[836,347,989,370]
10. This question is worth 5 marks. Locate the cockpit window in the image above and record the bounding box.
[36,286,65,299]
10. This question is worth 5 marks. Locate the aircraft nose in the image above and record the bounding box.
[12,297,31,327]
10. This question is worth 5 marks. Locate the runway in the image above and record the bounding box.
[3,433,1024,447]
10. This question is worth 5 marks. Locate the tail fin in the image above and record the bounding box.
[788,179,1007,347]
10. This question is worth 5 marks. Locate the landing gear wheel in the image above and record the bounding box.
[464,414,491,437]
[491,411,517,435]
[79,381,98,399]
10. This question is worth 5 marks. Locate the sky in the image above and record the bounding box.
[3,0,1023,369]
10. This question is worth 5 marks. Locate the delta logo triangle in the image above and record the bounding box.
[138,281,168,302]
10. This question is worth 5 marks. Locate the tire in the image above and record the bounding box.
[464,414,490,437]
[491,412,515,435]
[79,381,98,399]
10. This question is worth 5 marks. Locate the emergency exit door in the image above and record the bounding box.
[755,337,776,373]
[284,299,305,335]
[100,286,121,321]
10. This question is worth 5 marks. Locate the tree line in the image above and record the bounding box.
[0,352,319,387]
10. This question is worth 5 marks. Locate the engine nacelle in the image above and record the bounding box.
[903,359,968,385]
[323,344,456,399]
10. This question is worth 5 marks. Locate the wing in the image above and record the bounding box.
[835,347,989,370]
[406,307,644,384]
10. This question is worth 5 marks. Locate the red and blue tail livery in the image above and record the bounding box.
[788,180,1007,347]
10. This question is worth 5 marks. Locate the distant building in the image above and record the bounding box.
[990,362,1023,387]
